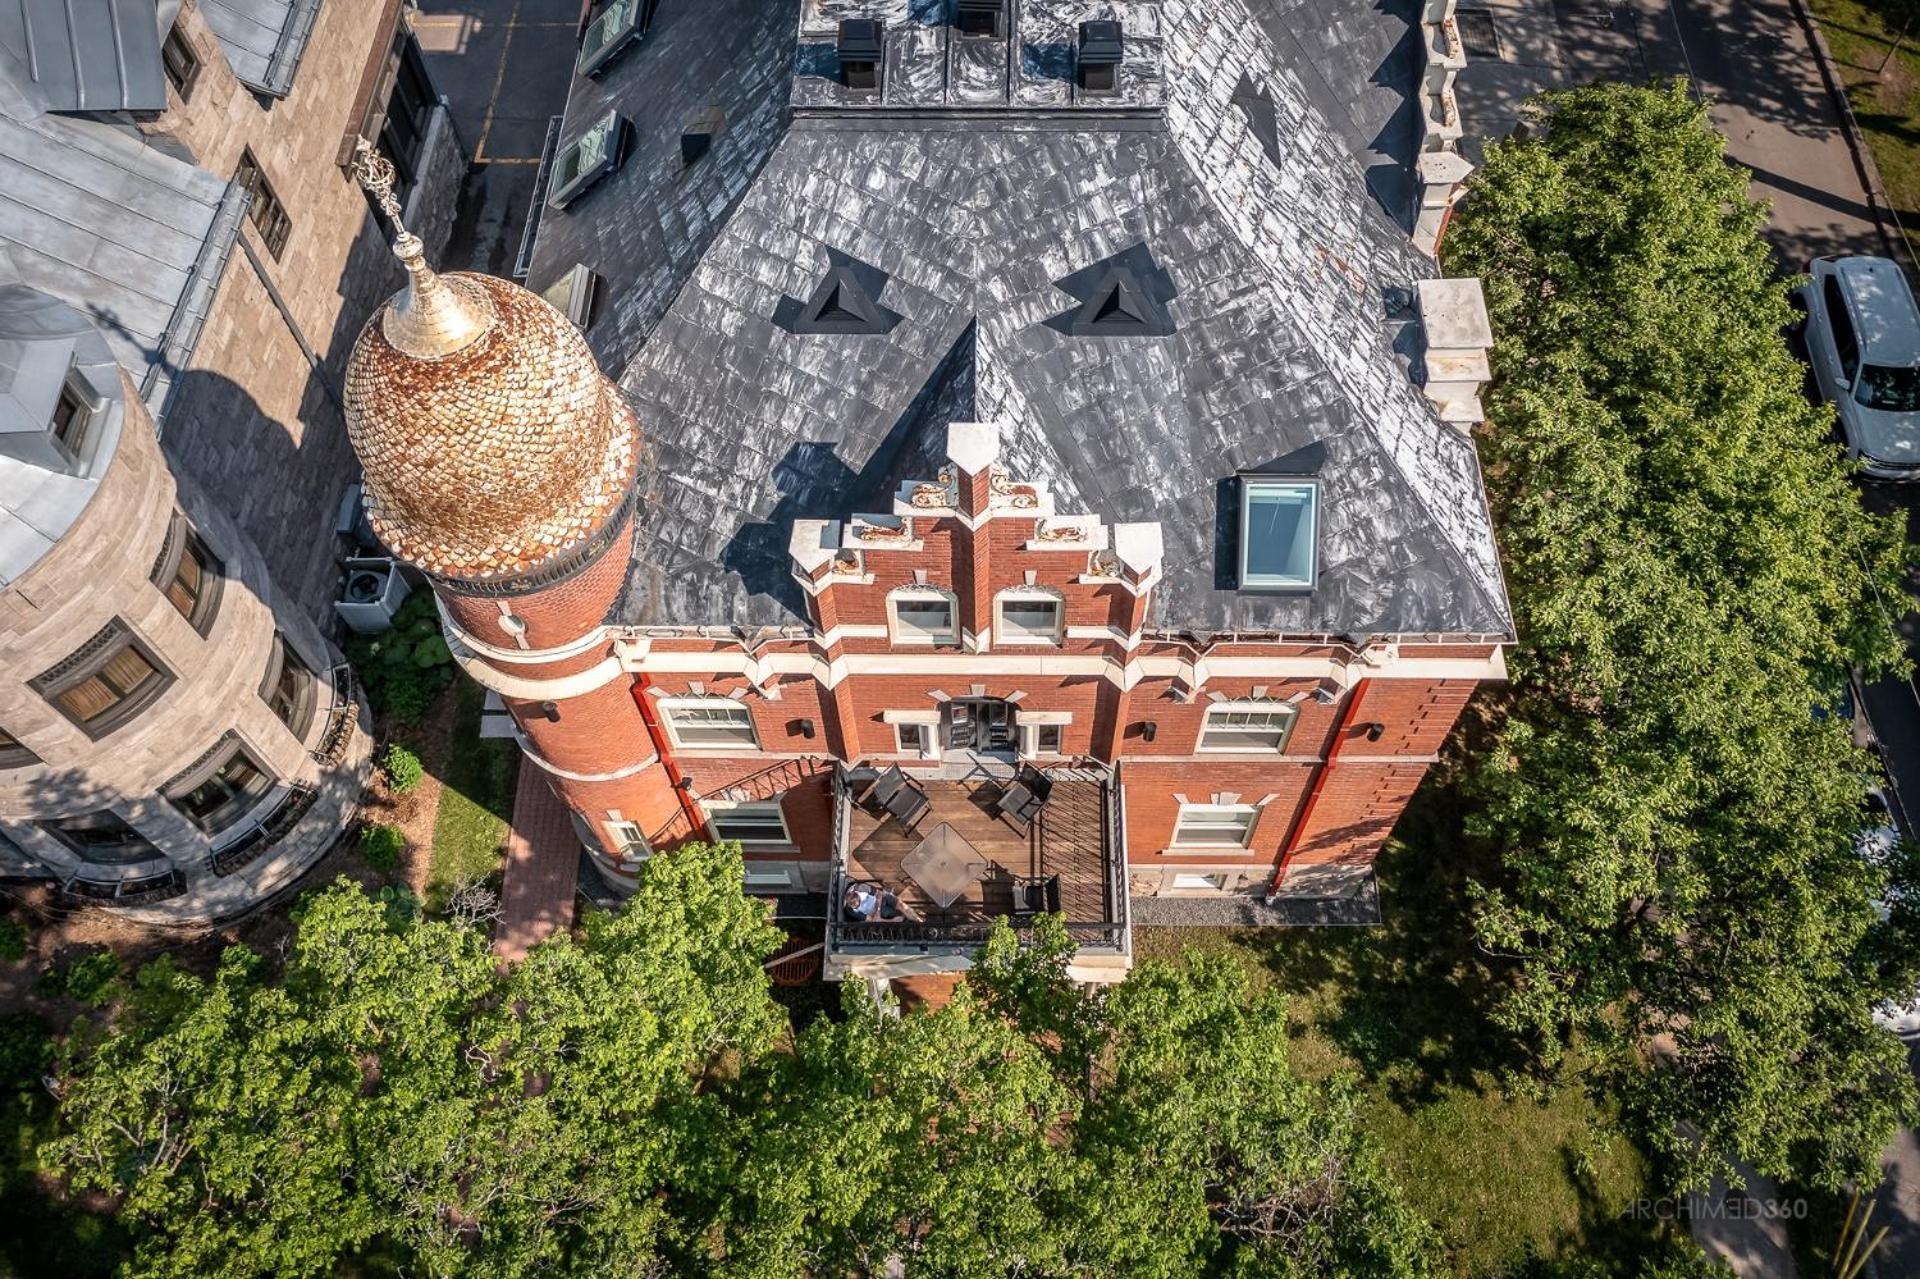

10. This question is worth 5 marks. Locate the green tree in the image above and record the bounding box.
[1443,80,1920,1190]
[42,843,783,1278]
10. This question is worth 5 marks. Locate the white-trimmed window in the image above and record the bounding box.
[707,799,792,846]
[888,587,959,645]
[1197,703,1297,753]
[1016,710,1071,758]
[606,820,652,868]
[895,722,933,756]
[995,589,1063,645]
[1169,872,1229,892]
[1171,804,1259,847]
[743,864,796,892]
[662,698,760,749]
[1239,478,1318,589]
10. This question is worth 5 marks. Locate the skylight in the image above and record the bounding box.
[1239,479,1317,589]
[577,0,649,77]
[547,110,625,210]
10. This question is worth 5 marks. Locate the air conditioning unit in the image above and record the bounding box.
[334,557,410,633]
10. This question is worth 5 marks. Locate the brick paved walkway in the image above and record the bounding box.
[494,767,579,960]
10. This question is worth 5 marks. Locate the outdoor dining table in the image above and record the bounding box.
[899,822,990,909]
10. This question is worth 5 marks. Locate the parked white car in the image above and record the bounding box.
[1800,256,1920,479]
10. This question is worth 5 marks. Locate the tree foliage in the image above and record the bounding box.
[44,890,1433,1277]
[1442,80,1920,1189]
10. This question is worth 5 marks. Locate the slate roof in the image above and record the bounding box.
[0,55,244,422]
[198,0,320,95]
[0,0,167,112]
[529,0,1512,639]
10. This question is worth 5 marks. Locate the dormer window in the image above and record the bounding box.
[1239,478,1317,590]
[1077,21,1124,95]
[888,587,959,645]
[995,589,1064,646]
[48,368,105,469]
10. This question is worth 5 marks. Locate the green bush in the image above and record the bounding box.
[344,593,457,723]
[380,743,425,795]
[62,951,124,1006]
[0,918,28,962]
[0,1012,50,1089]
[360,823,407,874]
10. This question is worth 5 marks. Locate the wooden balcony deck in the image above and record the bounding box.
[843,775,1114,926]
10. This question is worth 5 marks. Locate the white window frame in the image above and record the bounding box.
[1170,803,1260,848]
[1239,477,1318,589]
[1197,702,1298,753]
[742,864,796,891]
[660,697,760,750]
[994,588,1064,646]
[894,722,936,757]
[1015,710,1071,759]
[887,586,960,646]
[705,798,793,847]
[1169,871,1229,893]
[605,820,652,869]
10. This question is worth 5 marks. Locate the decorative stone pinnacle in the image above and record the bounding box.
[350,136,495,360]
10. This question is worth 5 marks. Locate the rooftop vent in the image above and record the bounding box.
[838,19,885,93]
[779,253,902,336]
[957,0,1007,38]
[681,105,726,167]
[1049,244,1178,338]
[1077,20,1123,95]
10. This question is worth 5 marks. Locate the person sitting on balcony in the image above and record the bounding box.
[843,882,880,921]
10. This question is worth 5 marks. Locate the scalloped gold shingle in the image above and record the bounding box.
[342,274,638,583]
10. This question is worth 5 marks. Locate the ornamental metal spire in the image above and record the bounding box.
[350,137,494,359]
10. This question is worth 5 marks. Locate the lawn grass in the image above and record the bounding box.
[1135,790,1680,1277]
[1809,0,1920,261]
[425,678,519,909]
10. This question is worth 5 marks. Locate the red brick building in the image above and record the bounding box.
[344,0,1512,981]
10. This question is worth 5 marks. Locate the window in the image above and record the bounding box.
[577,0,648,76]
[743,865,796,891]
[167,742,273,835]
[151,517,223,636]
[707,799,791,846]
[0,726,36,769]
[1825,276,1861,383]
[1239,479,1317,589]
[1858,364,1920,412]
[236,150,291,260]
[355,32,437,206]
[43,812,163,865]
[1169,872,1229,892]
[162,23,200,100]
[995,591,1063,644]
[663,700,759,749]
[895,722,932,756]
[547,108,625,210]
[32,622,173,739]
[889,588,958,644]
[261,636,318,740]
[1034,723,1063,754]
[47,368,104,469]
[1171,804,1259,847]
[606,820,651,867]
[1198,704,1297,753]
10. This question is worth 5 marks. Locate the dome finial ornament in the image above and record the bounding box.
[350,137,495,359]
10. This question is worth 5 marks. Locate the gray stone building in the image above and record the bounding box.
[0,0,466,922]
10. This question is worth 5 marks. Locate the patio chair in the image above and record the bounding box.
[1013,874,1063,917]
[1015,765,1054,806]
[880,775,931,832]
[861,765,907,812]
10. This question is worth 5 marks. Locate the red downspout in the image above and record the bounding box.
[631,672,704,836]
[1271,677,1371,891]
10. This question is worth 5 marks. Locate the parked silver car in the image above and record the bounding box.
[1800,256,1920,479]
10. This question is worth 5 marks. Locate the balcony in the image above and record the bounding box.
[824,763,1130,980]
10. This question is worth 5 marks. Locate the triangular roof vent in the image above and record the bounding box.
[1050,244,1177,337]
[779,254,902,335]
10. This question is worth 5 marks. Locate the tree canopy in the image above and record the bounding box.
[1442,79,1920,1190]
[43,859,1437,1278]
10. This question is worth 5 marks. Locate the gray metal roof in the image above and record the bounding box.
[0,282,128,584]
[0,0,167,112]
[530,0,1511,639]
[198,0,320,95]
[0,64,243,422]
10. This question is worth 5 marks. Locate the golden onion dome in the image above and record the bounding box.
[340,176,637,583]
